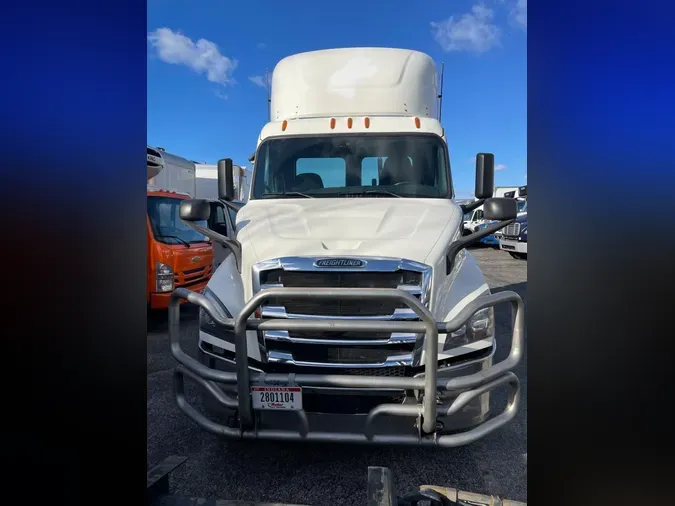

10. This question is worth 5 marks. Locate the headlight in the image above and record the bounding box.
[522,228,527,235]
[155,262,174,292]
[443,307,495,350]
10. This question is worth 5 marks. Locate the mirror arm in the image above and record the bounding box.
[459,199,485,214]
[445,218,515,274]
[182,221,242,273]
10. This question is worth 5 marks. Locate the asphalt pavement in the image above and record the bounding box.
[147,245,527,504]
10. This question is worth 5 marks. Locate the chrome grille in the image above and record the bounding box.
[503,223,521,237]
[261,269,420,317]
[254,257,431,369]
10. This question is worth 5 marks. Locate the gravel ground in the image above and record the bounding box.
[147,245,527,504]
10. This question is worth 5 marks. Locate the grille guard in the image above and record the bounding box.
[169,286,524,446]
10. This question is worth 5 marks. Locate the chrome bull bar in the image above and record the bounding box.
[169,286,524,446]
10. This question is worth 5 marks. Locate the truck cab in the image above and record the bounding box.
[168,48,524,447]
[463,206,486,235]
[146,147,214,309]
[498,186,527,259]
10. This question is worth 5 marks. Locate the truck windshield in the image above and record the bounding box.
[518,200,527,213]
[147,196,209,246]
[251,134,451,199]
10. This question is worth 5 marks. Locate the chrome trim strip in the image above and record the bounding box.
[267,350,414,368]
[252,256,432,300]
[261,283,422,296]
[263,330,420,345]
[261,306,420,320]
[260,283,283,290]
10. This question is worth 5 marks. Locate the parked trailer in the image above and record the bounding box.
[172,47,523,447]
[196,163,252,202]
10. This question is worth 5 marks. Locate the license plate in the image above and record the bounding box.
[251,386,302,411]
[501,243,515,250]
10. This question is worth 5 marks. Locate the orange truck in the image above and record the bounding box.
[146,146,214,309]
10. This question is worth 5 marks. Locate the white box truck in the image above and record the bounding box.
[169,48,524,447]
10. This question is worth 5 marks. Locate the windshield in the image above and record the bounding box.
[147,196,209,245]
[518,200,528,213]
[251,134,451,199]
[463,212,473,221]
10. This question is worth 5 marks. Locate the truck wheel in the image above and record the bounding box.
[462,228,472,237]
[509,252,527,260]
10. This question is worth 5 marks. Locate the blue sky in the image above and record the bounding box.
[147,0,526,198]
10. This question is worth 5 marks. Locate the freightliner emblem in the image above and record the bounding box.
[314,258,366,268]
[191,256,201,263]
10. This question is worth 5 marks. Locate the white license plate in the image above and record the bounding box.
[251,386,302,411]
[501,243,516,250]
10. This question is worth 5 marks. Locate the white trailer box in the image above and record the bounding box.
[196,163,252,202]
[147,149,197,197]
[493,186,521,198]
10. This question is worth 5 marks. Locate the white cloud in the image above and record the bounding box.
[431,4,501,54]
[214,89,228,100]
[147,28,238,85]
[510,0,527,30]
[249,75,269,88]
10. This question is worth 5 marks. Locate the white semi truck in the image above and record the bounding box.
[169,47,524,447]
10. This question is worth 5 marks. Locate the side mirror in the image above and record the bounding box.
[218,158,235,201]
[519,185,528,197]
[179,198,243,272]
[483,197,518,221]
[179,199,211,222]
[475,153,495,199]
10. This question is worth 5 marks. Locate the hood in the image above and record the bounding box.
[237,198,460,265]
[515,213,528,225]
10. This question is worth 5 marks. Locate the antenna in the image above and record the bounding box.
[438,62,445,123]
[265,68,271,122]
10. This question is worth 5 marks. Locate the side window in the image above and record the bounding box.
[475,210,484,221]
[228,207,237,227]
[211,203,228,237]
[215,205,227,225]
[295,158,346,188]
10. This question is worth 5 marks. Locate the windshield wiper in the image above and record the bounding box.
[158,234,190,247]
[261,191,314,199]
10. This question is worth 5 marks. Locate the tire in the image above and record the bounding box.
[509,252,527,260]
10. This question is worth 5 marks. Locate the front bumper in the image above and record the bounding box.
[500,239,528,254]
[169,287,524,447]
